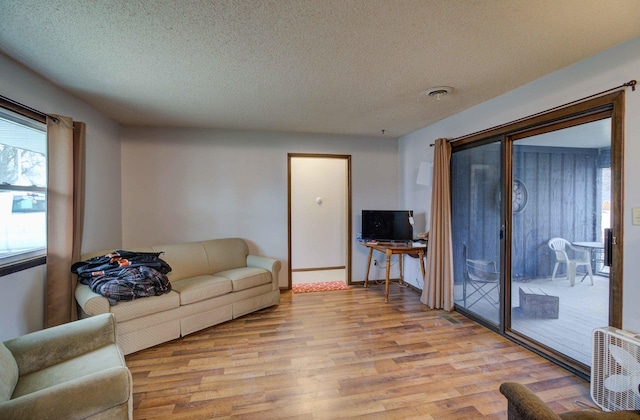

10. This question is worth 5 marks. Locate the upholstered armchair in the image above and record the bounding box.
[0,313,132,419]
[500,382,640,419]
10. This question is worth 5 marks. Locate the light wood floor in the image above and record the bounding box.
[126,284,593,419]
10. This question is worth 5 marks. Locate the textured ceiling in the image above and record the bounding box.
[1,1,639,139]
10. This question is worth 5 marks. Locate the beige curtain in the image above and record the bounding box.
[420,138,454,310]
[46,116,86,327]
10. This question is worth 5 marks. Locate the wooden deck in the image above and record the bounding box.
[127,284,594,419]
[512,274,609,366]
[455,274,609,366]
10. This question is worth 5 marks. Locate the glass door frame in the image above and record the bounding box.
[451,91,624,377]
[451,136,504,331]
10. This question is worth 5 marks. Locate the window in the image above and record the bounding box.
[0,107,47,268]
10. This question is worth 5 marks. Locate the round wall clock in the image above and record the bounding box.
[512,179,528,214]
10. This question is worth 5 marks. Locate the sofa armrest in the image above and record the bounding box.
[247,255,281,287]
[4,314,118,375]
[499,382,561,420]
[0,365,131,420]
[247,255,281,275]
[76,283,110,316]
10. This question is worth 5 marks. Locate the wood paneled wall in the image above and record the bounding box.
[452,144,605,283]
[451,142,501,283]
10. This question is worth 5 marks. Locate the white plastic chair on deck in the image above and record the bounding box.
[548,237,594,286]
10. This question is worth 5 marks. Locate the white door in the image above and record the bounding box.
[289,156,349,285]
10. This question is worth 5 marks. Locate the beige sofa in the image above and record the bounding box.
[0,313,132,419]
[75,238,281,355]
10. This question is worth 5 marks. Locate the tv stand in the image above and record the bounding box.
[390,241,412,247]
[365,240,412,247]
[361,242,427,302]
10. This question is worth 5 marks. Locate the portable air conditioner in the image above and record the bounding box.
[591,327,640,411]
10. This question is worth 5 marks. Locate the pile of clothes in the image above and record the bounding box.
[71,250,172,305]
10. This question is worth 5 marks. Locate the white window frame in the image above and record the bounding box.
[0,104,47,273]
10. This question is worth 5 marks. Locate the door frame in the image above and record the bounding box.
[287,153,352,290]
[451,91,625,377]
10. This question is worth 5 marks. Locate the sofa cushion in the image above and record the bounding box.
[11,344,125,398]
[172,275,232,305]
[202,238,249,273]
[80,246,154,261]
[0,342,18,402]
[215,267,271,291]
[151,242,210,282]
[109,290,180,322]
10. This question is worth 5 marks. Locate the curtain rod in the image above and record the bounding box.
[429,79,636,147]
[0,94,60,123]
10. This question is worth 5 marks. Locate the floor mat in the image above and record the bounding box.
[292,281,350,294]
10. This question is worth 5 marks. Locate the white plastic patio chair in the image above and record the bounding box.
[548,237,594,286]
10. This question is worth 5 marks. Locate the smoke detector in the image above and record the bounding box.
[424,86,453,100]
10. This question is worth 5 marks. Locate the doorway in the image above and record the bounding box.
[451,92,624,376]
[507,118,612,368]
[288,154,352,289]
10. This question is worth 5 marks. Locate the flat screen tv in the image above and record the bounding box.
[361,210,414,242]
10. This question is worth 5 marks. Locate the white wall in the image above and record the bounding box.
[120,127,399,287]
[399,36,640,333]
[0,54,123,340]
[0,265,45,340]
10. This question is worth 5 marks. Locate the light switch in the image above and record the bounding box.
[633,207,640,226]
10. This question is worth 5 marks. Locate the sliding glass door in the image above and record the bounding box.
[508,119,611,367]
[450,92,623,375]
[451,138,502,327]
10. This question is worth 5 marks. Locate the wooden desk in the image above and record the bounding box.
[361,242,427,302]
